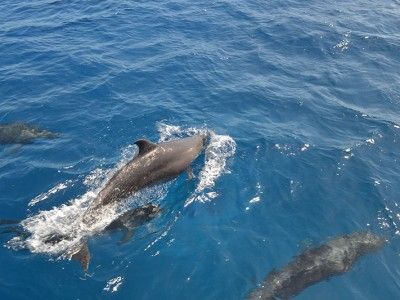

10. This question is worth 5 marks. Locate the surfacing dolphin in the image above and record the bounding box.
[2,134,206,271]
[69,134,207,270]
[83,134,207,222]
[248,232,385,300]
[0,122,58,145]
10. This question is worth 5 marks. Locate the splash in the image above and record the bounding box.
[194,132,236,193]
[28,180,73,207]
[7,123,235,264]
[156,122,236,206]
[7,142,167,260]
[104,276,123,293]
[186,132,235,206]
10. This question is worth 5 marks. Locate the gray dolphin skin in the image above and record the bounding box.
[248,232,385,300]
[84,134,206,219]
[71,134,206,270]
[0,122,58,144]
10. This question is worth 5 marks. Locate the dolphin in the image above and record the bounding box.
[248,232,385,300]
[83,134,206,222]
[64,134,206,270]
[0,122,58,145]
[2,134,206,271]
[104,204,161,243]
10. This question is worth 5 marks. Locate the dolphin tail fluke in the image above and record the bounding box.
[71,241,91,272]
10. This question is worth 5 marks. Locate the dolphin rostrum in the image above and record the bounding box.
[0,122,58,145]
[248,232,385,300]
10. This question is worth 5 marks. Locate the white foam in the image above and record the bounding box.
[249,196,261,204]
[7,142,167,260]
[29,180,73,207]
[158,124,183,142]
[195,132,236,193]
[300,144,310,152]
[366,138,375,144]
[157,122,236,206]
[104,276,123,293]
[334,39,349,51]
[83,168,109,187]
[8,123,235,262]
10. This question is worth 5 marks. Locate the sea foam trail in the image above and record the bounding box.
[28,180,73,207]
[6,142,167,259]
[7,124,235,262]
[156,123,236,206]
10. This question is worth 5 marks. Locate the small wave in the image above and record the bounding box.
[7,142,166,260]
[334,39,349,51]
[104,276,123,293]
[28,180,73,207]
[157,122,208,142]
[156,122,236,207]
[186,131,236,206]
[7,124,234,263]
[194,131,236,193]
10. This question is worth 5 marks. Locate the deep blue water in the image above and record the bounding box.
[1,0,400,299]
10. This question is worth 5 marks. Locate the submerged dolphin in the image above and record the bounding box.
[42,205,160,246]
[40,204,161,271]
[0,122,58,145]
[105,204,162,243]
[73,134,206,270]
[3,134,206,271]
[248,232,385,300]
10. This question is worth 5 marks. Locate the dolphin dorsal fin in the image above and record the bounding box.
[134,139,157,156]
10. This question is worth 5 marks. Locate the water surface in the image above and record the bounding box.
[1,0,400,299]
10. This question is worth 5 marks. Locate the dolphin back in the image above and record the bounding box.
[84,134,206,221]
[248,232,385,300]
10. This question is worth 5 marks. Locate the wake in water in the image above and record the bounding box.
[156,122,236,206]
[4,124,236,269]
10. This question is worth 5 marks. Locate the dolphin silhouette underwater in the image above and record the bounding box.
[247,232,385,300]
[0,122,58,145]
[22,134,207,271]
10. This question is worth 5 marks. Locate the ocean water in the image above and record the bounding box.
[0,0,400,299]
